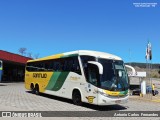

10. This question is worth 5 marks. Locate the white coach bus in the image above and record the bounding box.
[25,50,129,105]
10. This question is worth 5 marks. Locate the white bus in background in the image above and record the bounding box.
[25,50,129,105]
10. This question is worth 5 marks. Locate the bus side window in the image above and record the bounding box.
[86,64,99,87]
[53,61,57,71]
[80,56,96,68]
[69,57,81,75]
[62,60,68,71]
[44,61,51,71]
[73,57,81,74]
[53,60,61,72]
[55,63,60,71]
[60,60,64,71]
[37,63,44,71]
[67,59,73,71]
[48,61,54,71]
[26,63,30,71]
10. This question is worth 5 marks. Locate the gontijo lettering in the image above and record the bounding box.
[33,73,47,78]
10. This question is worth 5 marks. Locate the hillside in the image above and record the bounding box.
[125,62,160,78]
[126,62,160,69]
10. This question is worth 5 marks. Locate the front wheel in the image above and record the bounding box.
[72,91,82,106]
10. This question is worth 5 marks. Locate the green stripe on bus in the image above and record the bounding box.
[0,68,2,70]
[119,90,128,95]
[45,72,61,90]
[51,72,69,91]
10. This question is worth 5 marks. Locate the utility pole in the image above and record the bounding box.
[129,49,132,66]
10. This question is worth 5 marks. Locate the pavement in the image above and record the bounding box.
[0,82,160,120]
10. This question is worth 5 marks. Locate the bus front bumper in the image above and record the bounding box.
[98,95,129,106]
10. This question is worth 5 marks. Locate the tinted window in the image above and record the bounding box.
[85,64,100,87]
[98,59,129,91]
[26,56,81,75]
[80,56,96,68]
[80,56,96,79]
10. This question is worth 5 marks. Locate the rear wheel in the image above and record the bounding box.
[72,90,82,106]
[35,84,39,95]
[30,84,35,94]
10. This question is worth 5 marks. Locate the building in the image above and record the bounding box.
[0,50,32,82]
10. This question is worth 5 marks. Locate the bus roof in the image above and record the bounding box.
[28,50,122,62]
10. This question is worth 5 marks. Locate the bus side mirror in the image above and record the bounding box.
[88,61,103,74]
[118,71,122,77]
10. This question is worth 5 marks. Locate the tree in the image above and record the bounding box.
[27,52,33,58]
[18,48,27,56]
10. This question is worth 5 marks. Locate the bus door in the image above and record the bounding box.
[84,62,101,104]
[0,60,3,82]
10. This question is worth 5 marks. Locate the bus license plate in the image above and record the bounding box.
[115,100,121,104]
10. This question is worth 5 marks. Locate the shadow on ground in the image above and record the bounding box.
[0,84,7,86]
[26,91,127,111]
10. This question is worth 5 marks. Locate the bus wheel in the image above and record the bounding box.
[35,84,39,95]
[72,90,82,106]
[30,84,35,94]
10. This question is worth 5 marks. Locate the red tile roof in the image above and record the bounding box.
[0,50,32,64]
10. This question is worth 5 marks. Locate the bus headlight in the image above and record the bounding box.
[98,91,108,97]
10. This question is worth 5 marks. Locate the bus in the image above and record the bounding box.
[0,60,3,82]
[25,50,129,105]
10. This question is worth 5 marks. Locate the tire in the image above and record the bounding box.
[35,84,39,95]
[72,90,82,106]
[30,84,35,94]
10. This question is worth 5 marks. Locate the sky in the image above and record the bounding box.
[0,0,160,63]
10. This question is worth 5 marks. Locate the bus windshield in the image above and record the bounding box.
[98,59,129,91]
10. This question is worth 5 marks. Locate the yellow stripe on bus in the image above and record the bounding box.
[28,54,64,62]
[103,90,121,96]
